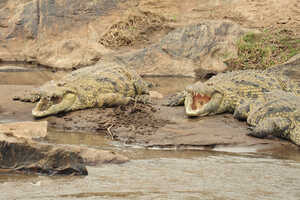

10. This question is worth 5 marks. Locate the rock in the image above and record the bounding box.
[0,0,250,75]
[0,133,88,175]
[266,54,300,83]
[33,39,105,69]
[0,121,48,139]
[113,20,249,77]
[0,0,124,41]
[0,0,122,69]
[0,121,129,175]
[72,147,129,166]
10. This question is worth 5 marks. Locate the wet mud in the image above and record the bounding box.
[46,102,169,142]
[34,100,298,153]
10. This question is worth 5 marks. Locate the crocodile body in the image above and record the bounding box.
[167,69,300,117]
[22,62,149,117]
[234,90,300,145]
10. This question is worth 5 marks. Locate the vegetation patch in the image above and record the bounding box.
[225,30,300,70]
[99,10,172,48]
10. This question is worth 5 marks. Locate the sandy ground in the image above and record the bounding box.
[108,0,300,51]
[139,0,300,35]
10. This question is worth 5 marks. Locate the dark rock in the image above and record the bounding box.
[0,0,125,69]
[266,54,300,84]
[113,20,249,77]
[0,133,87,175]
[1,0,126,40]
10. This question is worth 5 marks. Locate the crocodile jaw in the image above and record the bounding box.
[184,82,222,117]
[32,93,76,117]
[185,92,223,117]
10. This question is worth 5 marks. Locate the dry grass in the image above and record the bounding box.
[99,10,171,48]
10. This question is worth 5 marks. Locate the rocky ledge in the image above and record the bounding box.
[0,121,128,175]
[0,0,251,77]
[0,133,88,175]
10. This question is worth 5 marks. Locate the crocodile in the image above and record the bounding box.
[18,62,149,117]
[166,69,300,117]
[234,90,300,145]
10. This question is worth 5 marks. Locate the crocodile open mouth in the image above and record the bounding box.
[32,93,75,117]
[190,93,211,110]
[185,90,222,117]
[185,92,212,116]
[38,96,63,111]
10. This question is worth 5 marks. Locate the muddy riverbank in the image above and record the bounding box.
[0,56,299,200]
[1,66,298,153]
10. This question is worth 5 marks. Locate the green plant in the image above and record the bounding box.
[225,30,300,70]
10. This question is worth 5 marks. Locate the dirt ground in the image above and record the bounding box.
[113,0,300,51]
[140,0,300,35]
[42,101,297,152]
[46,102,169,140]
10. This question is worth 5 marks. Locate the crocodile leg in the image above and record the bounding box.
[97,93,132,107]
[233,98,252,120]
[249,117,291,138]
[164,91,185,106]
[134,94,152,104]
[97,94,151,106]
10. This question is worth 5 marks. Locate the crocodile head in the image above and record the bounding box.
[32,83,77,118]
[184,82,223,117]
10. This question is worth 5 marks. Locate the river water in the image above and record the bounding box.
[1,66,300,200]
[1,145,300,200]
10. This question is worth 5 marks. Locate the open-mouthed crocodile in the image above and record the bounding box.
[16,62,150,117]
[166,69,300,117]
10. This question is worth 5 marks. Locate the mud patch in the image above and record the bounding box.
[47,102,169,143]
[45,100,297,152]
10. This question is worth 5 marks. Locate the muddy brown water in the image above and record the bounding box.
[1,65,300,200]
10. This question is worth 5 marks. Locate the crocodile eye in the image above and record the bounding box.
[51,96,63,104]
[57,82,66,87]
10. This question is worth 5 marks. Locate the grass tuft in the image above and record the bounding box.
[225,30,300,70]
